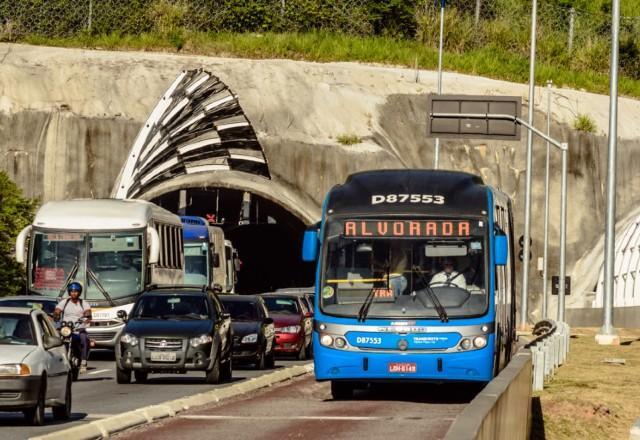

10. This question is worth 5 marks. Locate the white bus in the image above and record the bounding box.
[16,199,184,348]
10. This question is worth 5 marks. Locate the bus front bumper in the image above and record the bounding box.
[313,342,494,383]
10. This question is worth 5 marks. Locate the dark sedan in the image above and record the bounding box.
[115,286,232,384]
[261,294,312,360]
[220,295,275,369]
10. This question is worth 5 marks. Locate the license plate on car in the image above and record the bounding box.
[150,351,177,362]
[388,362,417,373]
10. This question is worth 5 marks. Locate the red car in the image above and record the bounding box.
[261,294,312,360]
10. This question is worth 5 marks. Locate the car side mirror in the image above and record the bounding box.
[263,317,274,325]
[43,334,63,350]
[117,310,128,322]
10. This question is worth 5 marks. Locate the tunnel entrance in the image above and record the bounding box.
[153,187,315,294]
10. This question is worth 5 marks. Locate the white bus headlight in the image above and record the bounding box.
[473,336,488,349]
[241,333,258,344]
[190,334,213,348]
[120,333,138,347]
[320,334,333,347]
[0,364,31,376]
[460,338,472,350]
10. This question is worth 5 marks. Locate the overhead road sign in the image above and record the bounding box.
[427,94,522,141]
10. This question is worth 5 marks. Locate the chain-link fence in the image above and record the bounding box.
[0,0,638,78]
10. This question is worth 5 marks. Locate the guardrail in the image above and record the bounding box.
[527,320,570,391]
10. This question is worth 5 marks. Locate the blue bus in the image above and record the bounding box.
[302,170,517,399]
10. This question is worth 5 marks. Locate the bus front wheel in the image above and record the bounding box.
[330,381,354,400]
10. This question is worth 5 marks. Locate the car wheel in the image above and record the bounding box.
[52,375,72,420]
[24,378,46,426]
[265,350,276,369]
[221,356,233,382]
[297,343,307,361]
[331,381,354,400]
[116,367,131,384]
[134,371,148,383]
[205,355,221,384]
[254,349,266,370]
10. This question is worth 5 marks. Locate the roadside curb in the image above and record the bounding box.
[30,363,314,440]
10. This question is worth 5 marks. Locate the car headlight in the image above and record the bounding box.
[0,364,31,376]
[60,326,72,337]
[473,335,488,348]
[278,325,301,334]
[241,333,258,344]
[120,333,138,347]
[190,334,213,348]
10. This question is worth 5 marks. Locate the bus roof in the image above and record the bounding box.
[33,199,181,230]
[326,170,489,217]
[181,216,210,242]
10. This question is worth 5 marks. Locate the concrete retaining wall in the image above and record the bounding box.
[445,351,532,440]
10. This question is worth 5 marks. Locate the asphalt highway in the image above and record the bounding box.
[115,374,480,440]
[1,350,309,440]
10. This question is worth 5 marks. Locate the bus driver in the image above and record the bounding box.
[430,258,467,290]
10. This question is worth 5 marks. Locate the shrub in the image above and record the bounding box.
[336,133,361,145]
[573,114,597,133]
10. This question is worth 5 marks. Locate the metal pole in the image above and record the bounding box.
[568,8,575,53]
[557,143,568,322]
[542,80,552,319]
[88,0,93,32]
[434,0,445,169]
[596,0,621,345]
[520,0,538,330]
[475,0,481,26]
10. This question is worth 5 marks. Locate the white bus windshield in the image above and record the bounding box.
[321,218,488,319]
[184,242,209,286]
[30,231,144,300]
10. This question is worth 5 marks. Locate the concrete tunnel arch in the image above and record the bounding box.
[111,69,318,293]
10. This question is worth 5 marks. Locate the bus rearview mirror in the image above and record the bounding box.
[302,229,319,262]
[147,226,160,264]
[495,235,508,266]
[15,225,32,264]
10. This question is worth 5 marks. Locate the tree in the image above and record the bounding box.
[0,172,36,296]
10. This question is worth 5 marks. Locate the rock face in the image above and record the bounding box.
[2,43,640,324]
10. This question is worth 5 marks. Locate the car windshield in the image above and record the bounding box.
[222,301,258,321]
[184,243,209,286]
[0,299,57,315]
[263,297,299,315]
[30,231,145,300]
[132,295,210,320]
[0,314,36,345]
[321,218,488,319]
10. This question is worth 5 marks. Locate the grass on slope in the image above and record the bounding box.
[21,31,640,98]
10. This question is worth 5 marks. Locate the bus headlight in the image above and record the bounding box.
[473,336,488,349]
[334,337,347,349]
[320,334,333,347]
[460,338,472,350]
[120,333,138,347]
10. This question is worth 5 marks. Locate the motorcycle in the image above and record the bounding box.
[58,320,86,381]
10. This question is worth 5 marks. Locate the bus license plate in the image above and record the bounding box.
[150,352,177,362]
[388,362,417,373]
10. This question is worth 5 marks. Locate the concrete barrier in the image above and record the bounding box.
[445,351,533,440]
[30,363,314,440]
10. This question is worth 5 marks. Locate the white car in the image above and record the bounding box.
[0,307,71,425]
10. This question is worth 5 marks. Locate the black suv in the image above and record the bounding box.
[115,286,233,384]
[220,295,275,369]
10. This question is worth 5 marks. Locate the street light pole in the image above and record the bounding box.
[520,0,538,330]
[434,0,445,169]
[596,0,621,345]
[542,80,552,319]
[558,143,568,322]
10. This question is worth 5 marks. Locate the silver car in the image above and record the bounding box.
[0,307,71,425]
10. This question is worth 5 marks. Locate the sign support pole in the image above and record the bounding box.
[434,0,445,169]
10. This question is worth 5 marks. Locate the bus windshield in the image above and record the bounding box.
[321,218,488,319]
[30,231,144,300]
[184,242,209,286]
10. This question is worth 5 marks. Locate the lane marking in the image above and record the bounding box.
[87,369,111,375]
[177,415,454,421]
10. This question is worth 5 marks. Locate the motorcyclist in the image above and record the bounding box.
[54,281,92,374]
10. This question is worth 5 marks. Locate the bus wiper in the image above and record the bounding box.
[411,265,449,323]
[58,262,79,298]
[357,287,377,322]
[87,268,115,307]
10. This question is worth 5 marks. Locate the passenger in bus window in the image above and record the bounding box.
[430,258,467,290]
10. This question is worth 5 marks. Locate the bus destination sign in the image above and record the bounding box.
[343,220,482,238]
